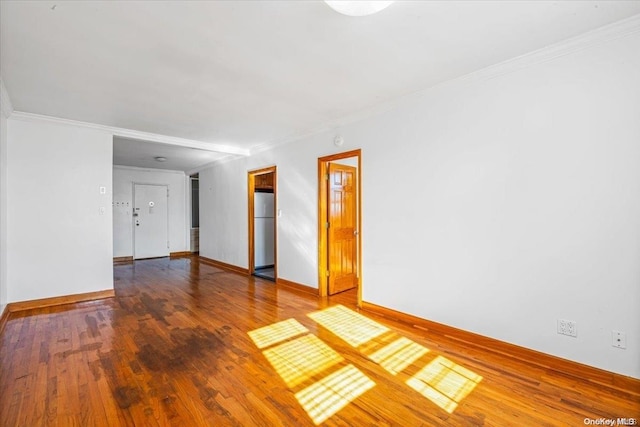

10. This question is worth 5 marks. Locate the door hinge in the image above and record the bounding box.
[325,222,330,229]
[325,173,329,180]
[167,241,170,248]
[325,270,330,277]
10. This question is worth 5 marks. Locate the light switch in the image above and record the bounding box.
[99,207,105,215]
[99,186,106,194]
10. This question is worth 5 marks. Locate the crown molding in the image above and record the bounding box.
[249,123,340,156]
[113,165,186,175]
[185,153,239,175]
[9,111,251,156]
[0,79,14,118]
[249,13,640,155]
[456,12,640,85]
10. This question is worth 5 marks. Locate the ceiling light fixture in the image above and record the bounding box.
[154,156,167,162]
[324,1,394,17]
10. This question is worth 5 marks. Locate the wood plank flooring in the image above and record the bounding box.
[1,257,638,426]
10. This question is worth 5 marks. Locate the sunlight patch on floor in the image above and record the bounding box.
[295,364,375,425]
[249,308,483,422]
[406,355,482,413]
[248,318,309,349]
[262,334,344,388]
[308,305,389,347]
[368,336,429,375]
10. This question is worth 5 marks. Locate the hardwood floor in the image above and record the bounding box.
[1,257,638,426]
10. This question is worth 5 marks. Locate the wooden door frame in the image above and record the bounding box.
[248,166,277,278]
[318,149,362,305]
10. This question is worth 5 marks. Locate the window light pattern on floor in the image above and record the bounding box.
[308,305,389,347]
[248,307,482,423]
[368,336,429,375]
[247,318,308,349]
[262,334,344,388]
[406,355,483,413]
[295,364,375,425]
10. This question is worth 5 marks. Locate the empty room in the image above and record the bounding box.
[1,1,639,425]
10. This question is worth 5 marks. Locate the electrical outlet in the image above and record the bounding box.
[557,319,577,337]
[566,320,577,337]
[612,331,627,349]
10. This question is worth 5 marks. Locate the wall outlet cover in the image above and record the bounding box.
[612,331,627,349]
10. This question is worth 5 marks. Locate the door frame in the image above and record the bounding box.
[132,182,169,260]
[248,166,277,278]
[318,149,362,304]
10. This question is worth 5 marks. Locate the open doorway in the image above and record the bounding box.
[318,149,362,306]
[190,174,199,254]
[248,167,277,281]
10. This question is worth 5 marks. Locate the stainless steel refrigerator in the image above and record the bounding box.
[254,192,274,268]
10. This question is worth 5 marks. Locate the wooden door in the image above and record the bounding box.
[327,163,358,295]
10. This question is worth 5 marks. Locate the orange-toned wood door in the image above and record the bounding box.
[327,163,358,295]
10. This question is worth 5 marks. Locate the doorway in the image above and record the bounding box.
[190,174,199,253]
[318,150,362,304]
[133,183,169,259]
[248,167,277,281]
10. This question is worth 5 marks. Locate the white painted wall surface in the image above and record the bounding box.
[199,32,640,378]
[332,157,358,168]
[199,159,250,268]
[112,166,188,258]
[0,100,8,310]
[7,117,113,302]
[200,142,321,287]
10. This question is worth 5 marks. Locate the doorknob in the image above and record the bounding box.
[354,230,359,235]
[136,220,140,227]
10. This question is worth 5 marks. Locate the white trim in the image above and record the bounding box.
[185,155,237,175]
[0,79,14,118]
[250,125,337,156]
[248,13,640,155]
[456,13,640,84]
[10,111,251,156]
[113,164,186,176]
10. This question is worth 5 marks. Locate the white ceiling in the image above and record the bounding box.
[113,136,227,173]
[2,1,640,171]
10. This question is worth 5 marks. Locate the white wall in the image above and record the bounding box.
[113,166,188,258]
[0,84,9,311]
[199,159,251,267]
[7,117,113,302]
[200,143,321,285]
[199,32,640,378]
[333,157,358,168]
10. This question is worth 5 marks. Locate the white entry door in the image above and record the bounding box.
[134,184,169,259]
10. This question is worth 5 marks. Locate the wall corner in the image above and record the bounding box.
[0,78,14,118]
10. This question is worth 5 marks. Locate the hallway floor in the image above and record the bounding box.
[253,266,275,281]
